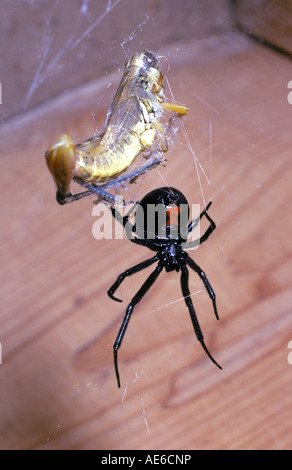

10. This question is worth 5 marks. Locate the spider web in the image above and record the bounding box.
[18,0,213,205]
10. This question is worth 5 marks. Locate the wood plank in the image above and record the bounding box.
[235,0,292,54]
[0,33,291,450]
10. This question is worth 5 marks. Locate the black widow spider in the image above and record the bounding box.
[108,187,222,387]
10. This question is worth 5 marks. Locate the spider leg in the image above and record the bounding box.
[107,254,159,302]
[182,202,216,250]
[186,255,219,320]
[181,201,212,237]
[110,203,167,246]
[110,203,137,228]
[197,206,216,244]
[180,264,222,369]
[110,202,139,239]
[113,261,163,387]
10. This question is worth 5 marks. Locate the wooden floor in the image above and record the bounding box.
[1,32,292,450]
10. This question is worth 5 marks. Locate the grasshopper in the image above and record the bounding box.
[45,51,189,205]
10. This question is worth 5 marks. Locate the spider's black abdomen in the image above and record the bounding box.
[139,187,188,207]
[134,187,190,241]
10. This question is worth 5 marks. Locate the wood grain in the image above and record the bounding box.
[1,33,292,450]
[235,0,292,54]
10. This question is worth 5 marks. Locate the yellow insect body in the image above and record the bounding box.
[45,51,189,205]
[75,98,158,182]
